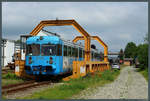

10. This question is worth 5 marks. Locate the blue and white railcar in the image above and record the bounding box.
[25,36,100,76]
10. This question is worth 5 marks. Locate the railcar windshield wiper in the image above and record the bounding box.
[41,44,56,56]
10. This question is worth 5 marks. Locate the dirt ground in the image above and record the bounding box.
[72,66,148,99]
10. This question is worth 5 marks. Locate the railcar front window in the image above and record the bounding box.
[41,44,56,56]
[26,44,40,56]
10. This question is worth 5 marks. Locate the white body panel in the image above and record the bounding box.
[36,30,50,36]
[21,49,25,60]
[112,64,120,69]
[63,56,69,69]
[2,40,15,66]
[63,56,73,70]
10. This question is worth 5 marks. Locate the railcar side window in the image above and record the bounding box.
[83,50,85,58]
[57,44,62,56]
[97,53,100,60]
[63,45,67,56]
[75,48,78,57]
[41,44,56,56]
[26,44,40,56]
[70,47,72,57]
[79,48,82,58]
[94,53,96,60]
[91,51,94,60]
[95,53,97,59]
[68,46,71,57]
[72,47,76,57]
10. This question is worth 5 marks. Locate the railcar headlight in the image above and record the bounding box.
[29,57,32,64]
[49,57,53,64]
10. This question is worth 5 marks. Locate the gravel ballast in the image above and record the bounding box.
[73,66,148,99]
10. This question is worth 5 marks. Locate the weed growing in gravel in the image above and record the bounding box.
[2,73,26,86]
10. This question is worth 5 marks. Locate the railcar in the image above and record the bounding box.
[25,36,100,76]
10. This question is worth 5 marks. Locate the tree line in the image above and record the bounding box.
[119,34,148,70]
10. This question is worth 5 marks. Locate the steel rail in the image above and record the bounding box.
[2,81,51,94]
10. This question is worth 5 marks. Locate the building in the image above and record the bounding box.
[124,58,134,66]
[1,39,14,67]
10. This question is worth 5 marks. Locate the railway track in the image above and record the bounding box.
[2,69,15,74]
[2,81,52,94]
[2,71,15,74]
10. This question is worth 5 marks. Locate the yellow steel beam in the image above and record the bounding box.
[30,19,91,61]
[72,36,108,62]
[63,61,110,81]
[30,20,90,37]
[91,36,108,62]
[72,36,84,43]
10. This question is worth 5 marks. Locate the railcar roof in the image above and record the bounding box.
[26,36,99,53]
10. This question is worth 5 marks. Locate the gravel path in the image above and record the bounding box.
[72,66,148,99]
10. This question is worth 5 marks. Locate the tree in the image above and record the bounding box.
[15,39,21,43]
[124,42,137,58]
[137,44,148,69]
[136,34,148,70]
[91,44,96,49]
[118,49,124,60]
[144,33,148,43]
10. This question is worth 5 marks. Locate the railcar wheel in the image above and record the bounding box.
[35,75,42,82]
[10,65,15,70]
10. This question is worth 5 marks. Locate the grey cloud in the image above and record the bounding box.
[2,2,148,52]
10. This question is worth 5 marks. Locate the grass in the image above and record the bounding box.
[2,79,25,86]
[19,67,121,99]
[138,68,148,82]
[2,73,25,86]
[2,96,7,99]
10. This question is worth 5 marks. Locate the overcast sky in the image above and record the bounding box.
[2,2,148,52]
